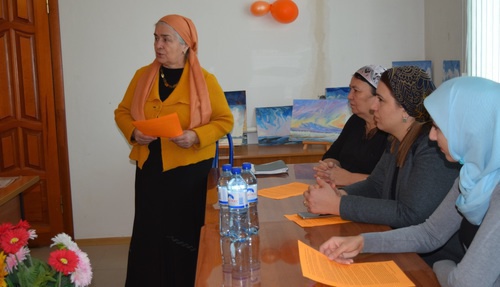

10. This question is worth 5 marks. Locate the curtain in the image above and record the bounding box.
[467,0,500,82]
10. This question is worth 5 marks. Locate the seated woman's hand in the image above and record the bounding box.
[319,235,364,264]
[303,176,342,215]
[313,160,337,183]
[329,165,354,186]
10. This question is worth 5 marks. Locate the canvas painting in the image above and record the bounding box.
[325,87,350,99]
[290,99,352,143]
[443,60,461,82]
[255,106,299,145]
[220,90,246,146]
[392,60,433,79]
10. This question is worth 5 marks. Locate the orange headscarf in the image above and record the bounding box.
[131,14,212,129]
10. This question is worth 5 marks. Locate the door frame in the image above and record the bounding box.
[47,0,73,237]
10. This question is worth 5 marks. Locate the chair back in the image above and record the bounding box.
[212,133,234,168]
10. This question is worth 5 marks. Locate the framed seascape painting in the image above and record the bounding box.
[255,105,300,145]
[443,60,460,82]
[290,99,352,143]
[325,87,350,99]
[392,60,433,79]
[221,90,246,146]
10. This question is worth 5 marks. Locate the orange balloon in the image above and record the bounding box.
[251,1,271,17]
[270,0,299,24]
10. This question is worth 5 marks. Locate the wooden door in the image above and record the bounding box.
[0,0,73,245]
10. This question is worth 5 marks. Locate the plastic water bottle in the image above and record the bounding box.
[231,239,251,287]
[241,162,259,234]
[227,167,249,242]
[220,236,232,286]
[248,234,261,286]
[218,164,233,237]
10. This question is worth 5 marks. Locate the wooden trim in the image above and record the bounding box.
[75,237,131,246]
[49,0,74,238]
[218,143,325,166]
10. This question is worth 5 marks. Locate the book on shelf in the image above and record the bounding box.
[252,160,288,175]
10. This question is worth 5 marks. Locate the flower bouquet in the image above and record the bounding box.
[0,220,92,287]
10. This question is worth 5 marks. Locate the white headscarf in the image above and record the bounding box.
[424,76,500,225]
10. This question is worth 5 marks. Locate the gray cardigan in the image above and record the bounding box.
[341,132,460,228]
[363,180,500,287]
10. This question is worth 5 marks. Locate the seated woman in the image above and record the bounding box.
[304,66,462,264]
[315,65,388,186]
[319,76,500,287]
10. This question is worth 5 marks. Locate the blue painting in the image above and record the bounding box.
[443,60,460,82]
[290,99,352,143]
[221,90,246,146]
[255,106,299,145]
[325,87,350,99]
[392,60,433,79]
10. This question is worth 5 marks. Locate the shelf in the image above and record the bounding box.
[217,143,325,166]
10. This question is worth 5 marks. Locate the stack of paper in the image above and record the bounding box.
[0,177,19,188]
[252,160,288,175]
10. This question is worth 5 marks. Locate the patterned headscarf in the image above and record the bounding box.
[385,66,435,122]
[424,77,500,225]
[131,14,212,129]
[355,65,386,89]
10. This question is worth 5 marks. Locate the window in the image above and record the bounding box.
[467,0,500,82]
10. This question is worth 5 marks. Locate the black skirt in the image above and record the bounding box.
[125,139,213,286]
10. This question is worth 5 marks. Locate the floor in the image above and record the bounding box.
[31,243,129,287]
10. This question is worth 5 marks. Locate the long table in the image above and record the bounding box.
[196,164,439,286]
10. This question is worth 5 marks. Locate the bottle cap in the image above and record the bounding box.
[242,162,252,170]
[222,164,232,171]
[231,167,241,174]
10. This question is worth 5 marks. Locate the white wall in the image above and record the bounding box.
[424,0,467,85]
[58,0,455,239]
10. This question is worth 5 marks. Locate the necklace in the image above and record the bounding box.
[159,67,178,89]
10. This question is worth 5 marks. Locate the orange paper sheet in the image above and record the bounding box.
[132,113,183,138]
[258,182,309,199]
[284,214,350,227]
[298,240,415,287]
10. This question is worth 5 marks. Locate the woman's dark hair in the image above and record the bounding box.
[379,72,432,167]
[353,73,376,95]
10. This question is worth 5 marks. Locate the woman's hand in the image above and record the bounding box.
[319,235,364,264]
[314,160,356,186]
[303,176,343,215]
[133,129,157,145]
[170,130,199,149]
[313,160,337,184]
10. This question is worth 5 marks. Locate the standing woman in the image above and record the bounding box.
[319,76,500,287]
[114,14,233,286]
[315,65,388,186]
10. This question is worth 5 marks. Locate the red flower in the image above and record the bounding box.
[0,222,14,236]
[0,228,30,254]
[48,249,79,275]
[14,220,30,230]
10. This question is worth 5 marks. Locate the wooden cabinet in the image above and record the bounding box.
[217,144,326,166]
[0,176,39,224]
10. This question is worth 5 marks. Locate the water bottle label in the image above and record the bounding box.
[218,186,229,204]
[247,184,258,202]
[228,191,247,208]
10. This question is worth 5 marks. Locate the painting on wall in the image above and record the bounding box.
[220,90,246,146]
[290,99,352,143]
[443,60,461,82]
[392,60,433,79]
[255,106,299,145]
[325,87,350,99]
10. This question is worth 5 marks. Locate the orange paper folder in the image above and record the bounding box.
[132,113,183,138]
